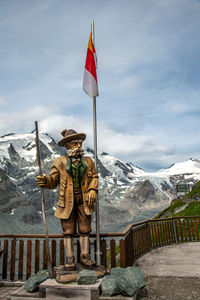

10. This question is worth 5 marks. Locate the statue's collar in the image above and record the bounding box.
[65,155,87,178]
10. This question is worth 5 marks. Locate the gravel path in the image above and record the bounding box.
[143,276,200,300]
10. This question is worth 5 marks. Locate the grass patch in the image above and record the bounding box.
[172,201,200,217]
[183,181,200,199]
[153,199,185,219]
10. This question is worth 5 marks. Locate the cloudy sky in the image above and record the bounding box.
[1,0,200,171]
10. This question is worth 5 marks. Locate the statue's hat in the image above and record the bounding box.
[58,129,86,147]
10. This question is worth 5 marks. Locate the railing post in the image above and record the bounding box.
[2,239,8,279]
[10,239,16,281]
[125,228,134,266]
[26,240,32,280]
[173,219,178,244]
[101,239,107,269]
[120,239,126,268]
[146,222,151,251]
[110,239,116,268]
[18,240,24,280]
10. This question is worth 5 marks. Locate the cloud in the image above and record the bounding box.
[0,105,60,136]
[40,114,175,157]
[0,97,8,107]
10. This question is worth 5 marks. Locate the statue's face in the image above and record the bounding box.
[65,139,84,158]
[68,139,83,150]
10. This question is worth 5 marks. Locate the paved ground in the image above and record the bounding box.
[0,286,20,300]
[136,242,200,277]
[136,242,200,300]
[0,282,23,300]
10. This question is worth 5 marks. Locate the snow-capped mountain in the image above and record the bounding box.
[0,131,200,233]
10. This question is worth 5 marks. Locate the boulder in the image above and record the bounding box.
[117,276,137,297]
[107,266,146,297]
[124,266,146,288]
[25,270,49,293]
[110,267,125,278]
[77,269,97,285]
[101,275,120,297]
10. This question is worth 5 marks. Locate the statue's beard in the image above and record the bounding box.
[66,147,84,159]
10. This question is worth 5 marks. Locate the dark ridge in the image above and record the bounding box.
[168,163,175,169]
[8,143,19,158]
[97,157,110,178]
[1,133,16,138]
[85,147,94,154]
[135,165,145,171]
[115,160,130,176]
[101,152,109,155]
[45,133,57,145]
[126,162,145,171]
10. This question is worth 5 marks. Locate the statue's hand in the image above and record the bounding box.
[36,174,47,187]
[86,190,97,207]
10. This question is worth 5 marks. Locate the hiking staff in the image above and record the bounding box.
[35,121,53,278]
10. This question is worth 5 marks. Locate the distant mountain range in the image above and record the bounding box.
[0,131,200,233]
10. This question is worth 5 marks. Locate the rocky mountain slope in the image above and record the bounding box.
[0,131,200,233]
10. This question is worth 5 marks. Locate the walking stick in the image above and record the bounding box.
[35,121,53,278]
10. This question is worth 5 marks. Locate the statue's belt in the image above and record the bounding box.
[73,188,82,195]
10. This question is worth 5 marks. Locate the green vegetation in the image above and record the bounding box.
[154,199,200,220]
[172,201,200,217]
[183,181,200,199]
[153,181,200,220]
[153,199,185,219]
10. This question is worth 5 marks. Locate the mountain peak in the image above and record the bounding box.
[187,158,200,163]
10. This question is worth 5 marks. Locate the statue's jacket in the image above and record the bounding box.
[45,155,98,219]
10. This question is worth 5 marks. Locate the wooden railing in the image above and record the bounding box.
[1,216,200,281]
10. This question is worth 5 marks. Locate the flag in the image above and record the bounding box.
[83,33,99,98]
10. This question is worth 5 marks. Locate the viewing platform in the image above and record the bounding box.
[1,216,200,299]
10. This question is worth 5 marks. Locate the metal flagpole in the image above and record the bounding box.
[91,20,101,266]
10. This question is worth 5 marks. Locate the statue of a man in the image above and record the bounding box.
[36,129,98,269]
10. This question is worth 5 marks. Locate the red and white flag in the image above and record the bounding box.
[83,33,99,98]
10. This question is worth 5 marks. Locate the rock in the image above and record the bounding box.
[138,286,148,298]
[110,267,126,278]
[124,266,146,288]
[108,267,146,297]
[117,276,137,297]
[25,270,49,292]
[77,269,97,285]
[101,275,120,297]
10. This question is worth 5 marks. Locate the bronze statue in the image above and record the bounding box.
[37,129,98,269]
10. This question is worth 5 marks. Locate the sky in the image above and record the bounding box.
[0,0,200,171]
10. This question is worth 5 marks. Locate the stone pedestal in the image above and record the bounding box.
[40,278,101,300]
[10,264,106,300]
[53,263,106,283]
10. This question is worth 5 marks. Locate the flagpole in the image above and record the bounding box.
[91,20,101,266]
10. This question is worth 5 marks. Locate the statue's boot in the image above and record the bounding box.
[64,237,75,270]
[79,235,96,267]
